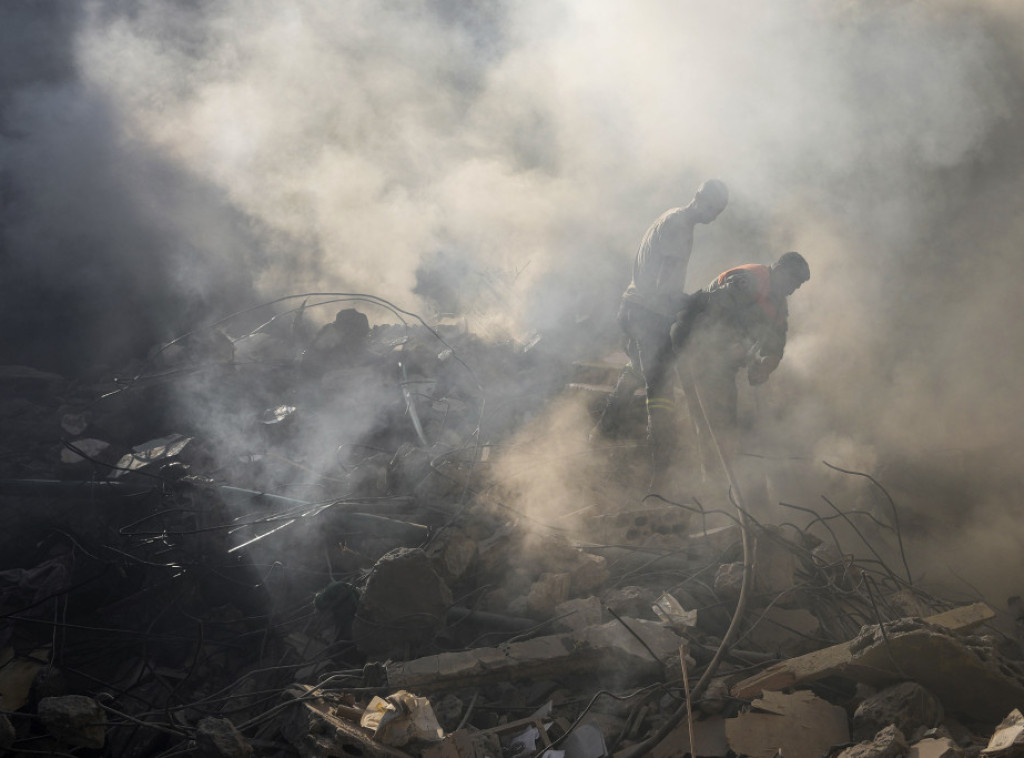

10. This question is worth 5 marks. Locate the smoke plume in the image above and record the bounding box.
[3,0,1024,600]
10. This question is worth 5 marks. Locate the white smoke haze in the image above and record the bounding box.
[4,0,1024,599]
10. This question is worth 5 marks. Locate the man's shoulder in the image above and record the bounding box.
[656,206,695,226]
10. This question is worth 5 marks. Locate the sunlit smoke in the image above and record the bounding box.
[3,0,1024,601]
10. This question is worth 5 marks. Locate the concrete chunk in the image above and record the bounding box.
[724,690,849,758]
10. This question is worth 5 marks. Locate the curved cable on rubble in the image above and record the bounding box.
[615,368,755,758]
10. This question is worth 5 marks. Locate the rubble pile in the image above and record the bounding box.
[0,306,1022,758]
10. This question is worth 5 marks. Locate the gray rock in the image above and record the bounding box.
[854,682,943,742]
[839,725,909,758]
[196,717,253,758]
[37,695,106,749]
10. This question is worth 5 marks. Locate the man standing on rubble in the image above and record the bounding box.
[671,251,810,476]
[593,179,729,492]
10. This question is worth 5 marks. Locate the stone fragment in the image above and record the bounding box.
[352,548,453,657]
[601,586,655,618]
[427,528,478,584]
[525,572,571,617]
[37,695,106,749]
[983,709,1024,756]
[569,552,609,595]
[838,725,908,758]
[195,717,253,758]
[852,682,943,742]
[553,596,604,633]
[909,737,964,758]
[725,690,849,758]
[714,562,745,599]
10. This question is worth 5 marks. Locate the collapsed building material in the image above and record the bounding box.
[738,613,1024,726]
[724,690,850,758]
[195,717,254,758]
[352,548,453,658]
[909,736,965,758]
[281,685,414,758]
[838,724,908,758]
[373,617,683,692]
[36,695,107,750]
[852,682,944,742]
[982,709,1024,756]
[359,691,444,747]
[649,715,730,758]
[731,602,996,698]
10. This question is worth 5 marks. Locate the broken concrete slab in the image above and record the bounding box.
[379,618,683,692]
[731,603,997,700]
[724,690,850,758]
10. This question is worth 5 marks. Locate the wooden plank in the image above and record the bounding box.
[731,602,995,699]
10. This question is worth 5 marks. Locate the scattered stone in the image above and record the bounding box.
[351,547,453,658]
[853,682,944,742]
[195,717,253,758]
[37,695,106,749]
[838,724,909,758]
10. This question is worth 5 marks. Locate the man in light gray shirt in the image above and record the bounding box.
[594,179,729,493]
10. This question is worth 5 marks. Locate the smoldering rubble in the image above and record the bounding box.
[1,304,1024,758]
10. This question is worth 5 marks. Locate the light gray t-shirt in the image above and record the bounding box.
[622,206,697,317]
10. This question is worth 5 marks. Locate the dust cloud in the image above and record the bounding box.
[3,0,1024,600]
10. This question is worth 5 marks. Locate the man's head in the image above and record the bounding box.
[691,179,729,223]
[770,251,810,296]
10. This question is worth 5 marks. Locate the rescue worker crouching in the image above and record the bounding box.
[671,251,810,478]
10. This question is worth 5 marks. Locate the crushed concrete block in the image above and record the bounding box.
[725,690,850,758]
[852,682,943,742]
[427,529,478,584]
[37,695,106,749]
[601,586,655,618]
[526,572,571,617]
[569,552,609,595]
[983,709,1024,755]
[838,724,908,758]
[352,547,453,657]
[909,737,964,758]
[588,507,691,546]
[714,562,745,599]
[195,717,253,758]
[553,596,605,634]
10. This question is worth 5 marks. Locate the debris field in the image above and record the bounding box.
[1,303,1022,758]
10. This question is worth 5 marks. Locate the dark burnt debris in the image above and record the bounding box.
[1,302,1023,758]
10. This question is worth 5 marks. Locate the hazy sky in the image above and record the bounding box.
[3,0,1023,599]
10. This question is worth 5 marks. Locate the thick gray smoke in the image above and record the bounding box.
[3,0,1024,598]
